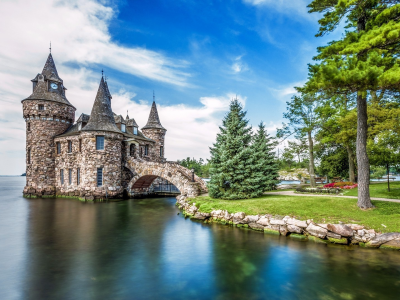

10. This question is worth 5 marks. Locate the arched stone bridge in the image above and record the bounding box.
[124,158,208,198]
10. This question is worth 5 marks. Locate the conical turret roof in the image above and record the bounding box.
[22,53,74,108]
[42,53,62,82]
[142,101,166,130]
[82,77,121,133]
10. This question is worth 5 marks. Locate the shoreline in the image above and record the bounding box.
[176,195,400,251]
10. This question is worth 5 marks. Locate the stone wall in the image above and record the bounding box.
[176,196,400,250]
[141,128,166,162]
[23,100,75,197]
[54,131,124,200]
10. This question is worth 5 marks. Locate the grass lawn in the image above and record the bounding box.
[189,194,400,233]
[343,181,400,199]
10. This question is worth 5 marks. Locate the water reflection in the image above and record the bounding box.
[1,177,400,300]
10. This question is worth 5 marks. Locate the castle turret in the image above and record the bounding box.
[22,53,76,197]
[141,99,166,161]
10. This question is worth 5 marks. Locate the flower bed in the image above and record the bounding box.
[323,182,357,189]
[296,187,340,194]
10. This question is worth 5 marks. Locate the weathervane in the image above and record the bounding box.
[49,42,51,53]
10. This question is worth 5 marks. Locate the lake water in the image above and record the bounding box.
[1,177,400,300]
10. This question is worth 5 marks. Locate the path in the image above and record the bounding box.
[267,191,400,203]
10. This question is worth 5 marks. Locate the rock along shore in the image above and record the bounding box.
[176,195,400,251]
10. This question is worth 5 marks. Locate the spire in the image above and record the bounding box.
[82,77,120,133]
[142,100,166,130]
[41,53,61,81]
[126,110,130,120]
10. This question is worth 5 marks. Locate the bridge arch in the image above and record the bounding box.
[125,158,207,198]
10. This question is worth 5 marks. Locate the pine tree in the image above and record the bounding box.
[209,99,254,199]
[250,123,280,193]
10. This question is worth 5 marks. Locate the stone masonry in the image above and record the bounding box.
[22,52,206,200]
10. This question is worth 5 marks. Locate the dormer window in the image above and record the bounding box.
[38,104,44,111]
[121,124,126,133]
[78,123,82,130]
[133,127,138,135]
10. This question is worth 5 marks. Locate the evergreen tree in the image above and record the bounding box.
[251,123,280,192]
[208,99,255,199]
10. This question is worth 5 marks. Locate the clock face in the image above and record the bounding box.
[50,83,58,89]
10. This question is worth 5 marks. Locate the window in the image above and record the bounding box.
[69,169,72,185]
[60,169,64,185]
[133,127,138,135]
[78,123,82,130]
[68,141,72,153]
[77,168,80,185]
[28,148,31,164]
[27,123,30,131]
[79,139,82,152]
[140,147,142,157]
[96,136,105,150]
[56,142,61,154]
[130,144,136,156]
[121,124,126,132]
[38,104,44,111]
[160,146,163,158]
[145,145,149,156]
[97,168,103,187]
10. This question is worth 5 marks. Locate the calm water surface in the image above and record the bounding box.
[1,177,400,300]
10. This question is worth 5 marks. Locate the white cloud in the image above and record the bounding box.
[243,0,312,19]
[268,82,304,102]
[231,55,249,74]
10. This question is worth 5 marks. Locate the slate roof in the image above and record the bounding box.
[127,117,138,127]
[142,101,166,130]
[23,54,75,108]
[77,113,90,123]
[82,77,122,133]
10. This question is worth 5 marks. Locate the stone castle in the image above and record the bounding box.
[22,53,207,200]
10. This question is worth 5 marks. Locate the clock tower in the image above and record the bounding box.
[22,53,76,197]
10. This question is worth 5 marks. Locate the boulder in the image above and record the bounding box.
[244,215,259,223]
[327,232,341,240]
[193,213,207,220]
[287,225,302,234]
[286,218,308,228]
[232,212,246,223]
[348,224,364,231]
[270,219,286,226]
[248,223,264,231]
[380,239,400,250]
[264,226,280,235]
[280,225,288,236]
[257,217,270,226]
[327,224,354,237]
[318,224,329,230]
[306,223,328,239]
[366,232,400,248]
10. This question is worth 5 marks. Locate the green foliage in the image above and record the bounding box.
[177,157,210,178]
[251,123,280,191]
[317,144,351,179]
[208,100,278,199]
[370,166,386,179]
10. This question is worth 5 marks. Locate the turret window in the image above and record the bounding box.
[68,169,72,185]
[140,147,143,157]
[145,145,149,156]
[121,124,126,133]
[60,169,64,185]
[133,127,138,135]
[38,104,44,111]
[27,123,30,131]
[96,136,105,150]
[160,146,163,158]
[56,142,61,154]
[28,148,31,164]
[79,139,82,152]
[68,141,72,153]
[77,168,80,185]
[97,168,103,187]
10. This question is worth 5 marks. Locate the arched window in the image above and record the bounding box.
[130,144,136,157]
[27,122,30,131]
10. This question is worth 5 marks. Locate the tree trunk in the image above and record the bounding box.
[307,131,316,188]
[346,144,356,183]
[387,164,390,192]
[356,93,373,208]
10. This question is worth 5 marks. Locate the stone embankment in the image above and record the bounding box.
[278,168,309,181]
[176,195,400,251]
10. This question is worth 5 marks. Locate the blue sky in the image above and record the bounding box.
[0,0,340,175]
